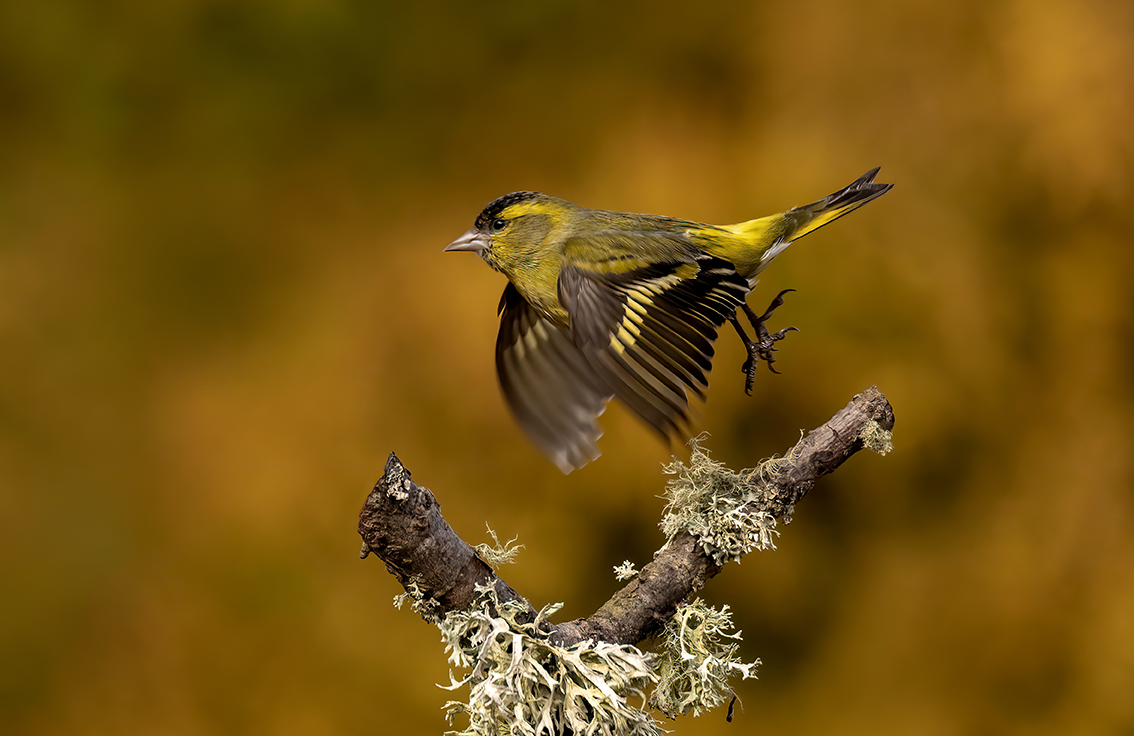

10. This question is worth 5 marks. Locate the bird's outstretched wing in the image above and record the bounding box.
[495,283,613,473]
[558,249,751,439]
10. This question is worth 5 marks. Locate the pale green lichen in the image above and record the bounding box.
[393,577,444,622]
[659,436,780,564]
[438,586,660,736]
[649,599,759,719]
[613,561,638,581]
[474,525,524,566]
[860,419,893,456]
[432,439,789,732]
[435,577,763,733]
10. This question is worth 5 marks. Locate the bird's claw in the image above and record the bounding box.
[733,289,799,395]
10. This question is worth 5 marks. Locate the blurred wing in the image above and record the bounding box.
[558,253,750,439]
[495,284,614,473]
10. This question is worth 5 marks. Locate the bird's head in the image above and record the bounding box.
[444,191,575,274]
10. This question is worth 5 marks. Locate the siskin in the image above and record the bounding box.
[446,168,892,472]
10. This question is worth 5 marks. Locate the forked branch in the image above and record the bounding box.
[358,386,894,645]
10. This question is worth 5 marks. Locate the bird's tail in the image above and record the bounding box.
[784,167,893,242]
[725,167,892,275]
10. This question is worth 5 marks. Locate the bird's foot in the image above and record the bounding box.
[731,289,799,395]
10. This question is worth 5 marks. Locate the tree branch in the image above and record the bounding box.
[359,386,894,644]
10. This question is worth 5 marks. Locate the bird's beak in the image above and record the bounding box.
[444,228,487,255]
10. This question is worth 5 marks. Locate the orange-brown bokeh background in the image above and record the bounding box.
[3,1,1133,735]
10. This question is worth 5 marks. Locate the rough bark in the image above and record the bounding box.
[359,386,894,646]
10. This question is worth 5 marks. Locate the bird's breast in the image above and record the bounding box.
[510,276,568,326]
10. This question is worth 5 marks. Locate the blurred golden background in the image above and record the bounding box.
[3,1,1133,734]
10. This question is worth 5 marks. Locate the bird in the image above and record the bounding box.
[445,168,892,472]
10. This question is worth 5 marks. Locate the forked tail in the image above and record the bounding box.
[740,167,892,274]
[786,167,893,241]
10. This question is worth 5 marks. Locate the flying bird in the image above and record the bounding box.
[445,168,892,472]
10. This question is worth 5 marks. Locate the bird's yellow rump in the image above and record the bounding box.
[446,168,892,472]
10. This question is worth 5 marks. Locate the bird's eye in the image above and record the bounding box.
[490,218,508,232]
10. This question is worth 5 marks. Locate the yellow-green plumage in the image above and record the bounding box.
[446,168,892,472]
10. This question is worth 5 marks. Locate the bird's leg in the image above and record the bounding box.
[729,288,800,395]
[729,315,755,390]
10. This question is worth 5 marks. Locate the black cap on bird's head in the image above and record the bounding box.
[444,191,543,257]
[474,191,542,231]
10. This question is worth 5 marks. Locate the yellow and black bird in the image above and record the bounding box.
[446,168,892,472]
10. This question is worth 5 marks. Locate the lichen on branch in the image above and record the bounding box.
[360,387,896,733]
[660,435,784,565]
[439,586,660,736]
